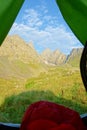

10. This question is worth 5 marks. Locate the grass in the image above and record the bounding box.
[0,65,87,123]
[0,58,47,79]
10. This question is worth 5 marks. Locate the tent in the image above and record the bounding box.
[0,0,87,129]
[56,0,87,92]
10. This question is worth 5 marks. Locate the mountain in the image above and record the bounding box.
[40,48,52,64]
[41,49,66,65]
[66,48,83,67]
[41,47,83,66]
[48,49,66,65]
[0,35,41,63]
[0,34,84,79]
[0,35,46,79]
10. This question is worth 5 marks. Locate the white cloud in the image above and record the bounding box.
[22,9,43,28]
[9,7,82,55]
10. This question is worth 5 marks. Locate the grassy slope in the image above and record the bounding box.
[67,52,81,67]
[0,65,87,123]
[0,56,47,79]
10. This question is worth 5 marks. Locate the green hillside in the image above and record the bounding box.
[0,56,47,79]
[66,48,83,67]
[0,65,87,123]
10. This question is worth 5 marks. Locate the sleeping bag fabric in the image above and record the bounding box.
[20,101,86,130]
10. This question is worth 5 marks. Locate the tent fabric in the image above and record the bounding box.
[20,101,86,130]
[0,0,24,46]
[56,0,87,45]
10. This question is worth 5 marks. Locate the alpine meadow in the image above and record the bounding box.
[0,35,87,123]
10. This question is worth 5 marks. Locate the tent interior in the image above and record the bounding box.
[0,0,87,129]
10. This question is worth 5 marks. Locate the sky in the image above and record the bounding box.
[9,0,83,55]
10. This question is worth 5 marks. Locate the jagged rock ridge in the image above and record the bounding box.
[0,35,46,79]
[0,35,83,67]
[41,49,66,65]
[66,48,83,67]
[0,35,41,63]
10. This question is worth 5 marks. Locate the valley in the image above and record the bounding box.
[0,35,87,123]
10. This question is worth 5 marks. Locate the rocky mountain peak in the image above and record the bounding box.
[41,48,52,55]
[66,48,83,67]
[70,48,83,57]
[0,35,84,66]
[0,35,41,63]
[28,42,35,49]
[41,48,66,65]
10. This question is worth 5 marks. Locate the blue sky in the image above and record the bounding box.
[9,0,83,55]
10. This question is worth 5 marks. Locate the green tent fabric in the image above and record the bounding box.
[56,0,87,46]
[0,0,24,46]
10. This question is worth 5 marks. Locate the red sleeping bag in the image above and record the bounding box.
[20,101,86,130]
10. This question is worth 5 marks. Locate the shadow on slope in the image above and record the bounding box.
[0,90,87,123]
